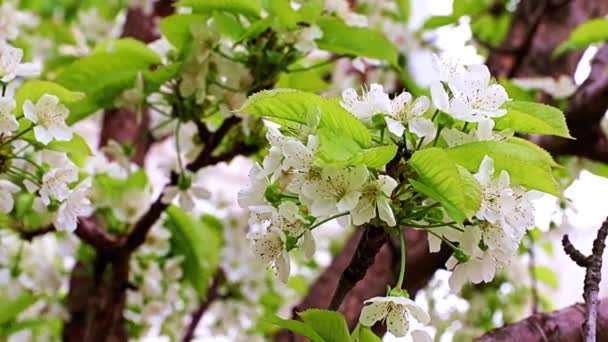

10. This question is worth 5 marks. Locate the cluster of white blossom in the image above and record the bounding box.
[126,222,197,340]
[0,229,77,341]
[0,42,93,233]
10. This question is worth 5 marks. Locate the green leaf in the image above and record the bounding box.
[179,0,262,17]
[160,14,205,50]
[93,169,149,205]
[395,0,410,21]
[316,17,399,66]
[14,80,84,115]
[421,15,458,30]
[213,12,245,39]
[299,309,351,342]
[410,147,481,222]
[240,89,371,147]
[445,140,561,196]
[165,206,223,298]
[56,38,161,123]
[352,325,381,342]
[3,318,62,338]
[261,314,326,342]
[277,60,333,92]
[45,134,93,156]
[554,18,608,56]
[348,145,398,169]
[532,265,559,289]
[0,293,36,325]
[495,101,572,138]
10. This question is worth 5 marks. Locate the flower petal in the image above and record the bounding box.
[359,301,389,327]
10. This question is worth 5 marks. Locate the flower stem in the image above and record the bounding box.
[396,229,407,289]
[0,127,32,147]
[310,212,349,230]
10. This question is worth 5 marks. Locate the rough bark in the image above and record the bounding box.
[476,299,608,342]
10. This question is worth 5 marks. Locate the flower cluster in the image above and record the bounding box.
[0,42,93,233]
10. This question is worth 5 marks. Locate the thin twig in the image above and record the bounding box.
[561,217,608,342]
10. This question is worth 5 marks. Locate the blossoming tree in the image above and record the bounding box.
[2,0,608,341]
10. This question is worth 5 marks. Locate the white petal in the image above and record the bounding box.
[385,117,406,137]
[409,117,436,139]
[33,126,52,145]
[359,301,389,327]
[476,119,495,141]
[161,186,180,204]
[275,251,290,283]
[386,306,409,337]
[411,96,430,116]
[301,230,316,259]
[190,186,211,199]
[474,155,494,185]
[430,82,449,112]
[50,127,73,141]
[378,176,398,196]
[411,330,433,342]
[337,191,361,212]
[179,192,195,211]
[377,198,396,226]
[23,100,37,123]
[351,202,376,226]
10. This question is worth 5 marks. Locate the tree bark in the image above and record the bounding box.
[476,298,608,341]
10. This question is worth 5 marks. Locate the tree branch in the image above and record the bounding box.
[561,217,608,342]
[476,298,608,341]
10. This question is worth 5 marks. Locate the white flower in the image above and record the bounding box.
[247,228,290,283]
[0,41,38,82]
[301,165,368,217]
[385,92,435,140]
[359,296,431,340]
[161,171,211,211]
[238,164,269,208]
[474,156,535,238]
[0,96,18,134]
[512,75,577,98]
[53,180,94,232]
[340,84,392,123]
[39,165,79,205]
[441,121,513,148]
[432,64,509,123]
[0,179,19,213]
[250,202,309,238]
[23,94,72,145]
[351,175,398,226]
[0,2,39,41]
[294,25,323,53]
[325,0,368,27]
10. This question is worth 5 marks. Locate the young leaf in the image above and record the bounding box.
[165,206,223,298]
[178,0,262,17]
[445,140,561,196]
[495,101,572,138]
[13,80,84,116]
[261,314,326,342]
[160,14,206,50]
[351,325,382,342]
[409,147,481,222]
[0,293,36,325]
[532,265,559,289]
[554,18,608,56]
[298,309,351,342]
[348,145,398,169]
[45,133,93,156]
[316,17,399,67]
[55,38,161,123]
[240,89,371,147]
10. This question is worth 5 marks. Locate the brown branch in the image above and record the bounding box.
[561,217,608,342]
[181,271,225,342]
[328,225,387,310]
[476,298,608,341]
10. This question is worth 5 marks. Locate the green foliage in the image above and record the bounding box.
[348,145,398,169]
[240,89,371,147]
[495,101,572,138]
[264,0,323,29]
[262,314,326,341]
[554,18,608,56]
[55,38,161,122]
[93,169,149,204]
[395,0,411,22]
[277,61,334,92]
[13,80,84,116]
[160,14,206,51]
[351,325,382,342]
[263,309,356,342]
[165,206,223,298]
[316,17,399,67]
[532,265,559,289]
[299,309,351,342]
[446,140,561,196]
[178,0,262,17]
[0,293,36,325]
[410,147,482,223]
